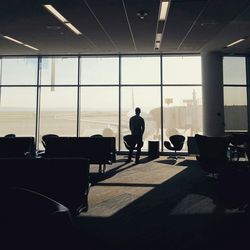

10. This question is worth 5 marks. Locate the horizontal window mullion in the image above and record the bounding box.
[163,84,202,87]
[0,85,38,87]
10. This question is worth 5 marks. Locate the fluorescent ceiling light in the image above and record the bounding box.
[155,42,160,50]
[226,38,246,48]
[2,35,39,51]
[23,44,39,51]
[44,4,68,23]
[156,33,162,42]
[3,36,23,45]
[159,1,169,21]
[43,4,82,35]
[64,22,82,35]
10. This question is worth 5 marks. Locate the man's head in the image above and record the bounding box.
[135,107,141,115]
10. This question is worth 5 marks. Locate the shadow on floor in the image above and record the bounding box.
[74,160,250,250]
[90,156,156,184]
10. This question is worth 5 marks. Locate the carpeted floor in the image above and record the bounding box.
[72,156,250,250]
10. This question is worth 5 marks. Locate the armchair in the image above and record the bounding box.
[123,134,143,163]
[194,134,230,176]
[164,135,185,159]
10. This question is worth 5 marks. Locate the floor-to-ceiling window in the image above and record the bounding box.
[39,57,78,148]
[121,56,161,150]
[0,54,203,152]
[80,57,119,144]
[0,57,37,136]
[162,56,203,151]
[223,56,248,133]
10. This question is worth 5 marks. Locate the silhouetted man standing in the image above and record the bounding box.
[128,107,145,164]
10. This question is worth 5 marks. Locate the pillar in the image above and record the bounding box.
[201,52,224,136]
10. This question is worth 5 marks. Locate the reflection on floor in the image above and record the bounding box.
[73,156,250,250]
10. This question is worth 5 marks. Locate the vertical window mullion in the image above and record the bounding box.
[246,56,250,132]
[0,56,2,104]
[35,56,41,150]
[118,55,121,151]
[160,54,163,152]
[77,56,81,137]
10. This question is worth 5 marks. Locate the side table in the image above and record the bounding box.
[148,140,160,159]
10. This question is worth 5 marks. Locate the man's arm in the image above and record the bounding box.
[141,118,145,134]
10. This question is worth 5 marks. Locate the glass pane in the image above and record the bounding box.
[41,57,78,85]
[0,87,36,136]
[80,87,119,145]
[39,87,77,148]
[81,57,119,85]
[223,57,246,85]
[121,87,161,151]
[121,56,160,84]
[163,56,201,84]
[224,87,247,131]
[163,86,203,151]
[1,57,37,85]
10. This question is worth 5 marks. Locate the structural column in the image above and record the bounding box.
[201,52,224,136]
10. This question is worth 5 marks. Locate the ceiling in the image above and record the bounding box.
[1,0,250,55]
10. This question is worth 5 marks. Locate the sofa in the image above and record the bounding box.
[43,137,116,173]
[0,157,90,215]
[0,137,36,158]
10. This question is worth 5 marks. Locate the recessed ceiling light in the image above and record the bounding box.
[136,11,148,20]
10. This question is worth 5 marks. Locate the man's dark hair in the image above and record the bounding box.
[135,107,141,115]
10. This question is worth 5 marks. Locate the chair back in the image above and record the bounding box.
[195,134,229,161]
[195,134,230,174]
[187,136,199,154]
[229,133,248,146]
[123,135,136,150]
[0,137,35,158]
[90,134,103,138]
[4,134,16,138]
[42,134,59,148]
[123,135,143,150]
[169,135,185,151]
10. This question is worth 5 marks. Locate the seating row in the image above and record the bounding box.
[0,136,116,171]
[43,136,116,173]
